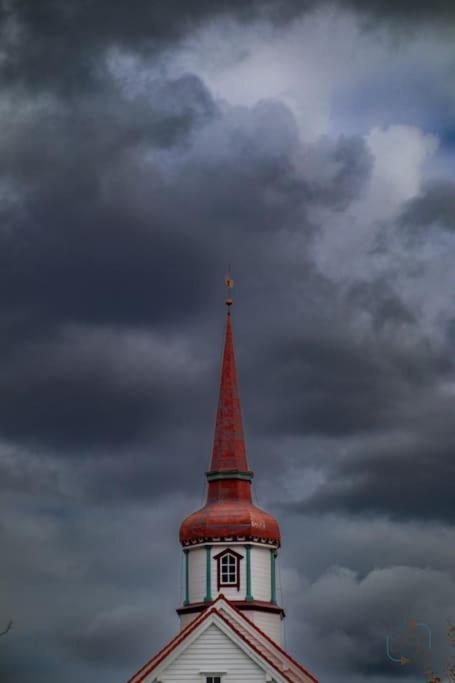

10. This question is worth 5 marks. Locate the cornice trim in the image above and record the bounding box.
[177,599,285,618]
[206,470,254,482]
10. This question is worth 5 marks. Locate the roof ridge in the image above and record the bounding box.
[217,598,318,682]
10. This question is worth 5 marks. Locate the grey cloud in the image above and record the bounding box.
[2,0,455,95]
[0,75,216,333]
[247,305,440,438]
[289,421,455,523]
[0,80,372,453]
[0,495,184,682]
[400,180,455,233]
[347,281,416,332]
[308,136,373,210]
[61,606,166,666]
[1,4,454,681]
[289,565,455,678]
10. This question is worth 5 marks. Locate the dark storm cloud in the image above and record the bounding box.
[288,565,455,679]
[61,606,166,666]
[174,110,372,232]
[245,273,454,524]
[342,0,455,27]
[0,73,215,332]
[289,415,455,523]
[246,287,444,438]
[0,331,169,448]
[0,490,187,683]
[0,68,372,453]
[2,0,455,94]
[300,136,373,210]
[1,3,454,681]
[0,0,302,92]
[400,179,455,233]
[0,70,219,450]
[346,280,416,331]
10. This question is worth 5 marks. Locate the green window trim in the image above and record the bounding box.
[270,549,277,604]
[245,545,253,601]
[204,545,212,602]
[183,549,189,606]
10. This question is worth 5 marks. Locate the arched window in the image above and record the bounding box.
[214,548,243,591]
[221,553,236,584]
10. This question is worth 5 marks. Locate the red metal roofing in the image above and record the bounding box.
[180,306,280,546]
[179,496,281,545]
[210,310,248,473]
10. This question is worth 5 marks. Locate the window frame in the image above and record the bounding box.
[213,548,243,591]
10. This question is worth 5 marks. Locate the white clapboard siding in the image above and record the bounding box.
[250,547,271,602]
[188,547,206,603]
[247,611,282,646]
[161,623,266,683]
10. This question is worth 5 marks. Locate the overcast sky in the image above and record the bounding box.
[1,1,455,682]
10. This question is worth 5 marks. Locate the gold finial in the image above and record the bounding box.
[225,269,234,307]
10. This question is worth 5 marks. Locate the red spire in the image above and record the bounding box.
[209,309,249,474]
[179,277,280,546]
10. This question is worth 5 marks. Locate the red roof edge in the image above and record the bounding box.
[215,609,296,683]
[126,595,228,683]
[126,608,214,683]
[221,599,319,683]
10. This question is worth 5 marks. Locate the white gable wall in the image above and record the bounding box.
[159,623,266,683]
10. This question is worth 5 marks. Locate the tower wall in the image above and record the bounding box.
[245,610,283,646]
[187,547,206,604]
[250,545,272,601]
[186,543,275,604]
[181,542,282,643]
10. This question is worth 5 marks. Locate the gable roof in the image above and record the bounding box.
[126,596,318,683]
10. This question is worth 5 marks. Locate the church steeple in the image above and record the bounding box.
[127,276,320,683]
[180,278,279,542]
[178,277,284,643]
[205,277,255,510]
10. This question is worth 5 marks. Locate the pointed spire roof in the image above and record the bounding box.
[179,275,280,547]
[209,307,249,474]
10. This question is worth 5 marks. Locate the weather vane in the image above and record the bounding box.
[225,266,234,307]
